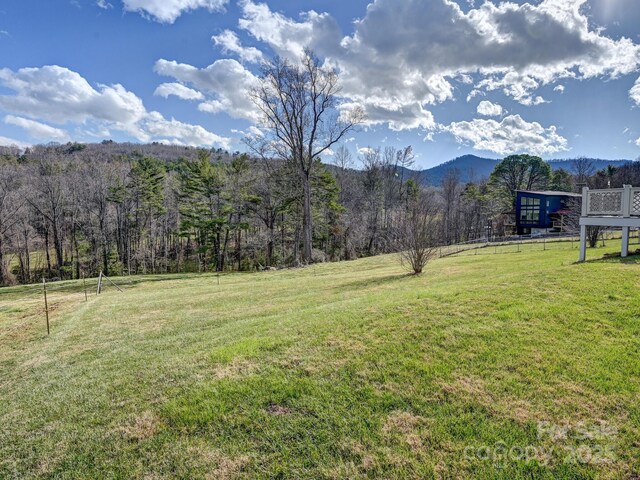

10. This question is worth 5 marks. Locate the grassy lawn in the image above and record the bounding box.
[1,242,639,479]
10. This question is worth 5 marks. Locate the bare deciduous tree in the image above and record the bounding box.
[399,186,439,275]
[248,50,364,263]
[571,157,595,186]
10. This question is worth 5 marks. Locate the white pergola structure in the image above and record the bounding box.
[579,185,640,261]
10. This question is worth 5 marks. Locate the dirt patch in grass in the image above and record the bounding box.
[266,403,292,416]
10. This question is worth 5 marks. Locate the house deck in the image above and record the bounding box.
[579,185,640,261]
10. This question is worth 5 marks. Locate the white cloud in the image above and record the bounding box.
[135,112,230,147]
[475,73,549,106]
[96,0,113,9]
[0,136,30,149]
[0,65,146,125]
[476,100,503,117]
[227,0,640,133]
[122,0,228,23]
[357,147,376,156]
[4,115,70,142]
[212,30,263,63]
[631,77,640,106]
[154,58,260,122]
[554,85,565,93]
[154,82,204,101]
[340,100,436,131]
[0,65,230,148]
[446,114,568,156]
[238,1,342,61]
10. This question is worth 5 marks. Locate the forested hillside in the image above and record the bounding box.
[0,142,449,284]
[1,142,639,286]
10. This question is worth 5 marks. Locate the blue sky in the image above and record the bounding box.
[0,0,639,168]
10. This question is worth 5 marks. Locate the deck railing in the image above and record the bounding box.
[584,185,640,217]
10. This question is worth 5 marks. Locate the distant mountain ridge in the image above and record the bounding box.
[4,142,633,187]
[409,154,634,186]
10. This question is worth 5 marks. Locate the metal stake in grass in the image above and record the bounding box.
[42,277,50,336]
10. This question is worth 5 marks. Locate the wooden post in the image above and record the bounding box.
[97,271,103,295]
[42,277,50,336]
[579,225,587,262]
[82,272,88,302]
[621,226,630,258]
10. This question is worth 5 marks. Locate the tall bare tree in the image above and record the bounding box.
[249,50,363,263]
[571,157,595,186]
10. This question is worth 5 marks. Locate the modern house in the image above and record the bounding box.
[515,190,582,235]
[579,185,640,261]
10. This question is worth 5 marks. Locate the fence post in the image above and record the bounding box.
[42,277,50,336]
[96,271,103,295]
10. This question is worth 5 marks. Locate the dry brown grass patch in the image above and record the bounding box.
[119,411,161,441]
[212,358,257,379]
[185,444,249,480]
[440,375,490,400]
[383,410,424,435]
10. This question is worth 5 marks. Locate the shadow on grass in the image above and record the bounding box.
[578,252,640,265]
[335,273,411,293]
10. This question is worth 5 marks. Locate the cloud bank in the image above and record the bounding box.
[0,65,230,148]
[153,0,640,154]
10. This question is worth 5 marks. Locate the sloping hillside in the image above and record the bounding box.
[1,242,639,478]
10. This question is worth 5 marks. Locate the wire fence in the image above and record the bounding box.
[437,229,635,258]
[0,273,128,338]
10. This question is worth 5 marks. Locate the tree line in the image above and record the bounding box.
[0,141,436,284]
[2,141,635,285]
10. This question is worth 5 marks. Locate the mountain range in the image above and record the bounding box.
[5,142,633,187]
[408,154,634,186]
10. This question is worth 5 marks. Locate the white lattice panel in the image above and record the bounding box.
[588,191,623,215]
[632,190,640,215]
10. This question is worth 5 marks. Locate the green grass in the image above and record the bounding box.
[1,242,639,479]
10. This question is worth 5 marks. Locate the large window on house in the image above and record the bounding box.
[520,196,541,224]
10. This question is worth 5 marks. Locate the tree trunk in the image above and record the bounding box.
[52,221,63,277]
[0,237,5,285]
[301,172,313,263]
[266,218,275,267]
[44,225,52,277]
